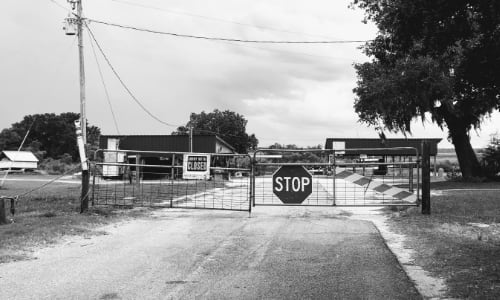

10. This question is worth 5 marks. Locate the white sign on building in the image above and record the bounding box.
[331,141,346,155]
[182,154,210,180]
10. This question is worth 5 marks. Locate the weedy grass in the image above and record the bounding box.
[0,176,150,263]
[387,181,500,299]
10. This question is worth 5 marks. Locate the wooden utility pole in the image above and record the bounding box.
[76,0,89,212]
[0,198,7,225]
[189,126,193,152]
[0,197,15,225]
[421,140,431,214]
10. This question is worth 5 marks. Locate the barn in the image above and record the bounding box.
[0,151,39,171]
[99,134,236,154]
[324,138,442,172]
[98,134,237,178]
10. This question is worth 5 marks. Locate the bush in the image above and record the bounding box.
[436,159,458,173]
[481,136,500,179]
[39,157,79,175]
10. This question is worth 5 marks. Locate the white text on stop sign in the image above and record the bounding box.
[274,176,311,192]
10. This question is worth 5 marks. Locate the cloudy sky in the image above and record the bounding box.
[2,0,499,148]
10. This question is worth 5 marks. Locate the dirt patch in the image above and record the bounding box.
[0,177,153,263]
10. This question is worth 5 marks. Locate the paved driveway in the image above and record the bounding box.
[0,207,421,299]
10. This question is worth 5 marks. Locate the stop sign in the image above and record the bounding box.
[272,165,313,204]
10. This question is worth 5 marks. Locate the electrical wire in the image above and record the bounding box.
[48,0,72,12]
[173,127,253,140]
[216,40,346,60]
[191,128,256,140]
[15,164,84,198]
[108,0,341,40]
[87,18,370,44]
[0,118,38,188]
[85,23,182,128]
[87,29,121,135]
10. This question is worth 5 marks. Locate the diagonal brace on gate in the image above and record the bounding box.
[335,169,416,203]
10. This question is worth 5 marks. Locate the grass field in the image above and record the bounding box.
[0,177,150,263]
[387,181,500,299]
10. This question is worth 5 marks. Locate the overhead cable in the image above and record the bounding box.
[217,40,344,60]
[48,0,71,12]
[109,0,341,40]
[85,24,181,128]
[87,30,121,135]
[192,128,256,139]
[87,18,370,44]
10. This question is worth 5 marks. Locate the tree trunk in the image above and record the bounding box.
[446,120,483,179]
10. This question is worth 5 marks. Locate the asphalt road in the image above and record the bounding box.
[0,207,421,299]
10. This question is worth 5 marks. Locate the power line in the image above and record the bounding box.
[87,29,121,135]
[87,18,370,44]
[174,127,253,139]
[16,164,83,198]
[109,0,340,40]
[85,23,181,128]
[91,17,348,60]
[191,128,258,140]
[216,40,347,60]
[48,0,71,12]
[0,117,38,188]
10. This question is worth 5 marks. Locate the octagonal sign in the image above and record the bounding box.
[272,165,312,204]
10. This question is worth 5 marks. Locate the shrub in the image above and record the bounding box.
[436,160,458,173]
[481,135,500,179]
[39,157,79,175]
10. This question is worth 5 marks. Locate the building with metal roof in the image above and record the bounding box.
[325,138,442,173]
[324,138,442,156]
[98,135,237,179]
[0,151,39,170]
[99,134,236,154]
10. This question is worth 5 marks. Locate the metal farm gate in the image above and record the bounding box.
[251,148,420,207]
[90,147,421,212]
[90,150,252,212]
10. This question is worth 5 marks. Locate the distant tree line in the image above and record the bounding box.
[0,112,100,162]
[262,143,325,164]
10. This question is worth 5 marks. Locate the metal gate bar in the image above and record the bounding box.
[252,148,420,207]
[91,148,420,211]
[91,150,252,212]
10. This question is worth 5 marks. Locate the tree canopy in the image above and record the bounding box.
[172,109,258,153]
[0,112,101,161]
[352,0,500,179]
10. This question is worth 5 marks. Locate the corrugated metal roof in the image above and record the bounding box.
[214,136,236,152]
[99,135,236,154]
[2,151,39,162]
[324,138,442,156]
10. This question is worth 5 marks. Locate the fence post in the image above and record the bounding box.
[421,140,431,214]
[332,153,336,206]
[0,198,7,225]
[91,165,96,206]
[136,154,141,199]
[251,156,256,208]
[409,164,414,192]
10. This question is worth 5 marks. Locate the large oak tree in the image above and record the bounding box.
[173,109,258,153]
[352,0,500,179]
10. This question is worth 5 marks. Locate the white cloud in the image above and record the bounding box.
[1,0,497,150]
